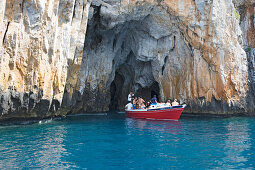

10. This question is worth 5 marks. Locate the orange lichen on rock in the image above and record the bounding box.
[246,6,255,48]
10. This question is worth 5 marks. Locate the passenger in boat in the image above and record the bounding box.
[137,97,145,109]
[132,98,137,109]
[171,99,179,106]
[166,100,171,106]
[146,101,151,108]
[125,102,133,110]
[134,97,138,102]
[128,92,134,102]
[151,95,158,104]
[140,103,146,109]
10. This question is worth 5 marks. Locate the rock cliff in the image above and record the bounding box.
[233,0,255,113]
[78,0,249,115]
[0,0,90,120]
[0,0,254,120]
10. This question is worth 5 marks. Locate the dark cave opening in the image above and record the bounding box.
[109,69,161,110]
[134,81,161,103]
[150,82,160,100]
[84,4,174,112]
[109,72,124,111]
[151,90,157,98]
[109,58,161,110]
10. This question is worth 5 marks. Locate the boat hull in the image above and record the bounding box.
[126,106,185,120]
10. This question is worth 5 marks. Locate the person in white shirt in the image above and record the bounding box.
[128,92,134,102]
[125,102,133,110]
[166,100,171,106]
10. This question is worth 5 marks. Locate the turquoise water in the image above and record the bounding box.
[0,113,255,169]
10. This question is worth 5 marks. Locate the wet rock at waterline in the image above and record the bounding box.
[0,0,254,120]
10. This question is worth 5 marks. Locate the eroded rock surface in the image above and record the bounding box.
[0,0,90,120]
[234,0,255,113]
[0,0,254,120]
[77,0,249,114]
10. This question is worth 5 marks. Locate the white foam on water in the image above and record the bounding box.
[38,118,54,124]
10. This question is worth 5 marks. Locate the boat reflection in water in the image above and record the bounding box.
[125,118,182,134]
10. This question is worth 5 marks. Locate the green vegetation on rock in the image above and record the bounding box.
[234,8,240,20]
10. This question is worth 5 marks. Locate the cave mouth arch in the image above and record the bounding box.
[83,3,181,111]
[109,65,161,111]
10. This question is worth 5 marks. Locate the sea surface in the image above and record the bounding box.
[0,113,255,169]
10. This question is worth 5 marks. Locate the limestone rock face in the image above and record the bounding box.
[77,0,249,115]
[0,0,253,120]
[234,0,255,48]
[0,0,90,120]
[234,0,255,113]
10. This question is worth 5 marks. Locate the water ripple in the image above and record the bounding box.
[0,114,255,169]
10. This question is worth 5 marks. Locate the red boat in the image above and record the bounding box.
[126,105,186,120]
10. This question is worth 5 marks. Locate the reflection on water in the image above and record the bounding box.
[125,118,182,135]
[0,122,72,169]
[221,119,252,169]
[35,125,68,169]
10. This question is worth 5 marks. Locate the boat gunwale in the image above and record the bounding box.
[126,105,186,112]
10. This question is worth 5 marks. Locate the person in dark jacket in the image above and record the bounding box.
[151,95,158,104]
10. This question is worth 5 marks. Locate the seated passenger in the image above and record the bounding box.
[132,99,137,109]
[132,104,136,109]
[140,103,146,109]
[125,102,133,110]
[151,95,158,104]
[137,97,145,109]
[166,100,171,106]
[171,99,179,106]
[146,101,151,108]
